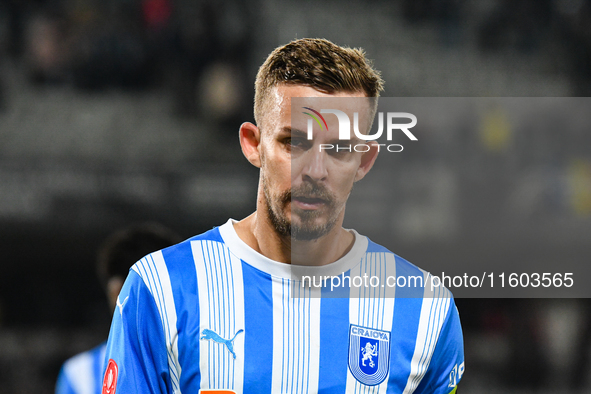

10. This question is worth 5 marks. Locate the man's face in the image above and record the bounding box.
[259,85,373,241]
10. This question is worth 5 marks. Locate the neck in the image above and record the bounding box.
[233,204,354,266]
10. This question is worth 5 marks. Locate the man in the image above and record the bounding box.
[55,223,180,394]
[102,38,464,393]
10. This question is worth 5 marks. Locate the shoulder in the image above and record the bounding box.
[364,238,429,277]
[363,237,455,300]
[163,225,225,261]
[125,224,231,321]
[130,225,225,283]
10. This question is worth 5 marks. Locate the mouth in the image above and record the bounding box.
[291,196,327,210]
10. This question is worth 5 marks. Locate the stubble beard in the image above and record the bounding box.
[263,176,342,241]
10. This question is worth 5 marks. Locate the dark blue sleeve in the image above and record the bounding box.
[415,298,465,394]
[102,270,171,393]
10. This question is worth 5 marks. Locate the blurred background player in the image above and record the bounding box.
[55,223,181,394]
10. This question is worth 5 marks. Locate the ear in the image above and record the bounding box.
[239,122,262,168]
[354,141,379,182]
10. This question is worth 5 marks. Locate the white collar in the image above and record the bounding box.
[218,218,368,279]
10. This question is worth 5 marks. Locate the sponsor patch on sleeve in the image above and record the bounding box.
[102,359,119,394]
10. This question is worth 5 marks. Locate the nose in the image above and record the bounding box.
[301,149,328,182]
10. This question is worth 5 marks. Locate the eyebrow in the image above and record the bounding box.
[291,128,307,138]
[280,127,307,137]
[283,126,365,145]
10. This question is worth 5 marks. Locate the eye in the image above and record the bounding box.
[326,143,357,160]
[331,143,351,153]
[285,137,308,150]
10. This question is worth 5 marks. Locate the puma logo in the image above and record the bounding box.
[200,329,244,359]
[116,295,129,316]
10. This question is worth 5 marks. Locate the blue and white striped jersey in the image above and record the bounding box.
[103,219,464,394]
[56,342,106,394]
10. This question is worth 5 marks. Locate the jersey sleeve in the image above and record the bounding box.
[415,297,465,394]
[102,270,171,393]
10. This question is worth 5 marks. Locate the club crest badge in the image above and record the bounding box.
[348,324,391,386]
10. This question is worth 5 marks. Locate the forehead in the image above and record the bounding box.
[270,84,367,114]
[265,85,371,132]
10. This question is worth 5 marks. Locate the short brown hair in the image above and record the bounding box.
[254,38,384,128]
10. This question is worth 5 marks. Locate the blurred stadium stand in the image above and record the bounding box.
[1,0,591,393]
